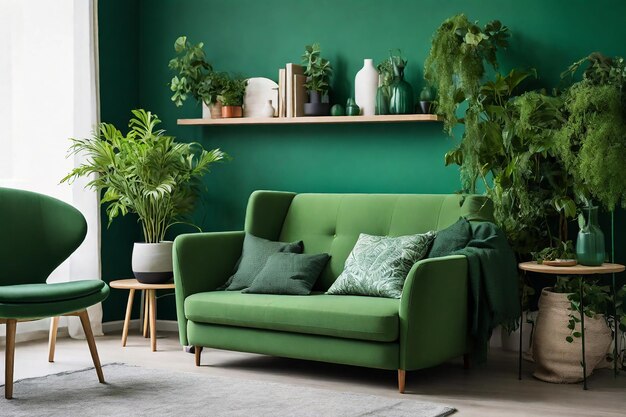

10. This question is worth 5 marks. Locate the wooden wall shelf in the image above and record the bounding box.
[177,114,442,126]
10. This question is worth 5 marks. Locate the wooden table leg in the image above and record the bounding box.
[122,288,135,347]
[143,290,149,338]
[48,316,60,362]
[149,289,157,352]
[78,310,105,383]
[5,319,17,399]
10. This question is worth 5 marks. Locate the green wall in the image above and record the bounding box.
[99,0,626,321]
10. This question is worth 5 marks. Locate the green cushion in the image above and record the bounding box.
[326,232,435,298]
[185,291,400,342]
[224,233,303,291]
[0,285,110,319]
[428,217,472,258]
[243,252,330,295]
[0,280,105,304]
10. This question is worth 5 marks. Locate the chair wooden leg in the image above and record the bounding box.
[149,290,157,352]
[5,319,17,399]
[48,316,60,362]
[77,310,105,383]
[143,290,149,338]
[397,369,406,394]
[122,289,135,347]
[195,346,202,366]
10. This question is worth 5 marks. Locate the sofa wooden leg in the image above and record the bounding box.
[463,354,471,370]
[5,319,17,399]
[195,346,203,366]
[397,369,406,394]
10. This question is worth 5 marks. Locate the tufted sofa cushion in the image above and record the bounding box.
[277,193,492,291]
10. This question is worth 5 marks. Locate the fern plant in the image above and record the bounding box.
[62,109,227,243]
[555,53,626,211]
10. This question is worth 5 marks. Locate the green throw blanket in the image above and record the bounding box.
[453,221,520,363]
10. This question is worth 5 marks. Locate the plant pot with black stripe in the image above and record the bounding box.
[132,242,173,284]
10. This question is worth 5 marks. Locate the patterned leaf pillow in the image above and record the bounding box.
[326,232,436,298]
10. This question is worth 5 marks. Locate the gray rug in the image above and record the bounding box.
[2,364,455,417]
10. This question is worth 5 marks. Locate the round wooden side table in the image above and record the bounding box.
[109,279,175,352]
[518,261,625,390]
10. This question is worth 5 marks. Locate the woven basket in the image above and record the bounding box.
[533,288,611,383]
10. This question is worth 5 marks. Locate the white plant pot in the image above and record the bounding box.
[132,242,173,284]
[354,58,379,116]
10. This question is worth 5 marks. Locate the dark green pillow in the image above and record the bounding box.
[428,217,472,258]
[243,252,330,295]
[224,233,303,291]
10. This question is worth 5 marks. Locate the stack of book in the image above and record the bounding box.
[278,63,307,118]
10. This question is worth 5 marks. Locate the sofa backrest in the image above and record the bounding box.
[245,191,494,291]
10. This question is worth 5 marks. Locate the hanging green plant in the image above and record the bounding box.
[424,14,509,134]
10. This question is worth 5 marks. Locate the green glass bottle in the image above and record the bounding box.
[576,206,605,266]
[389,62,413,114]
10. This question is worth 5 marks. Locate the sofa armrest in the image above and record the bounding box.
[173,231,245,345]
[399,255,468,370]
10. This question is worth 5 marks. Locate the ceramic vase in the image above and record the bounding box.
[355,58,378,116]
[261,100,275,118]
[346,98,360,116]
[576,206,605,266]
[389,62,414,115]
[132,242,173,284]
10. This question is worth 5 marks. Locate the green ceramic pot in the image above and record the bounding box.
[331,104,345,116]
[389,63,413,115]
[346,98,360,116]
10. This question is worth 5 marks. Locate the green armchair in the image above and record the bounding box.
[0,188,110,399]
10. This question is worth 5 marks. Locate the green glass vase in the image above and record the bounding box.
[375,86,390,115]
[389,63,413,114]
[576,206,605,266]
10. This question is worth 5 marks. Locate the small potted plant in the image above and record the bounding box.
[219,76,248,118]
[375,58,394,115]
[301,43,333,116]
[198,72,228,119]
[419,85,435,114]
[169,36,220,117]
[62,109,227,283]
[533,240,577,266]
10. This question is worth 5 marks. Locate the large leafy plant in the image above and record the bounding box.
[62,110,227,243]
[301,43,333,95]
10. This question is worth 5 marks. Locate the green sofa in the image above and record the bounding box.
[173,191,493,393]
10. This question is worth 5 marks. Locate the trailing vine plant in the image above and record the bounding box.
[424,14,509,136]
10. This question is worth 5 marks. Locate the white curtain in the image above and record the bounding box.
[0,0,103,339]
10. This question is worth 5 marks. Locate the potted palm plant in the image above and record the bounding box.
[302,43,333,116]
[219,76,248,118]
[62,109,227,283]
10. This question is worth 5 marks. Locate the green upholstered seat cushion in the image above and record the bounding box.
[0,280,105,303]
[243,252,330,295]
[326,232,435,298]
[184,291,399,342]
[427,217,472,258]
[224,233,303,291]
[0,284,110,319]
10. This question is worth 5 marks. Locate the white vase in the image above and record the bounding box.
[261,100,275,118]
[354,58,379,116]
[132,242,173,284]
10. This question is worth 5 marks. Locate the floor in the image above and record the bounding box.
[2,330,625,416]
